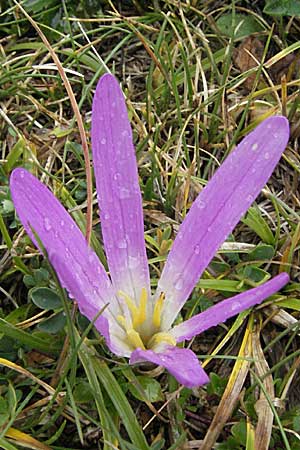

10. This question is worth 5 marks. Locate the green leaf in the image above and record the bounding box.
[29,287,62,310]
[216,13,264,39]
[264,0,300,16]
[37,312,66,333]
[3,138,26,173]
[206,372,227,396]
[276,298,300,311]
[241,266,270,283]
[0,318,59,353]
[244,244,275,267]
[73,381,94,403]
[231,421,247,446]
[198,279,243,292]
[128,376,163,403]
[2,200,14,215]
[242,206,274,244]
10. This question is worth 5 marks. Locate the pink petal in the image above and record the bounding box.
[157,116,289,330]
[92,74,150,305]
[10,168,131,356]
[130,345,209,388]
[171,272,289,342]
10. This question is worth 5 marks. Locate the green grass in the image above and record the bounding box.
[1,1,300,448]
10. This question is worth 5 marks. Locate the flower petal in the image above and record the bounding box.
[10,168,131,356]
[157,116,289,330]
[170,272,289,342]
[92,74,150,304]
[130,345,209,388]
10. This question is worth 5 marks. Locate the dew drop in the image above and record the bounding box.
[174,277,183,290]
[113,172,121,181]
[101,137,107,145]
[230,301,242,313]
[196,199,206,209]
[264,152,270,160]
[118,187,130,199]
[246,194,254,202]
[194,244,200,255]
[43,217,52,231]
[252,143,258,151]
[60,219,65,227]
[20,170,25,179]
[117,239,127,249]
[128,256,139,269]
[103,212,110,220]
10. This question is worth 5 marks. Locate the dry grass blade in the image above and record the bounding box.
[5,428,52,450]
[199,319,253,450]
[252,325,274,450]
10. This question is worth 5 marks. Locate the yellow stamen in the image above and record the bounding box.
[117,315,145,350]
[135,287,147,327]
[148,332,176,349]
[118,288,147,328]
[152,292,165,328]
[118,290,138,318]
[127,329,146,350]
[117,315,127,328]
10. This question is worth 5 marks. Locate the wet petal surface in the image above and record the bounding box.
[157,117,289,330]
[171,273,289,342]
[92,74,150,306]
[10,168,131,356]
[130,345,210,388]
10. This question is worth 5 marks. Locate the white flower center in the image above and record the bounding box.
[117,288,176,351]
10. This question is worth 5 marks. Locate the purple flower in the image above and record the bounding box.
[10,74,290,388]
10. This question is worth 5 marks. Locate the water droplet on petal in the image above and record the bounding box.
[174,277,183,290]
[117,239,127,249]
[230,301,242,313]
[103,212,110,220]
[101,137,107,145]
[196,199,206,209]
[113,172,121,181]
[177,231,183,240]
[20,170,25,178]
[252,143,258,151]
[264,152,270,160]
[44,217,51,231]
[128,256,139,269]
[60,220,65,227]
[118,187,130,199]
[194,244,200,255]
[247,194,254,202]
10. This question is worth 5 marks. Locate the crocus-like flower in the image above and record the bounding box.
[10,74,290,388]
